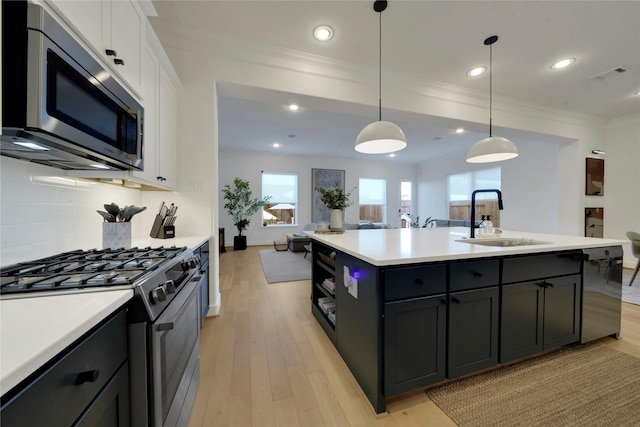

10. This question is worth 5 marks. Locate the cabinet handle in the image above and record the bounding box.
[114,58,125,66]
[414,278,424,285]
[105,49,117,57]
[439,299,447,305]
[472,271,483,278]
[451,297,461,304]
[546,282,554,288]
[536,281,547,288]
[75,369,100,385]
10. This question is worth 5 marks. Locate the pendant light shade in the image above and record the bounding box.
[355,1,407,154]
[355,120,407,153]
[466,35,518,163]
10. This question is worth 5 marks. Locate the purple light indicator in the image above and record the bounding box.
[352,270,361,280]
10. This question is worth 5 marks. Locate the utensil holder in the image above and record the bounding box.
[103,222,131,249]
[150,214,175,239]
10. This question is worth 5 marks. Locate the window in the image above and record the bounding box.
[400,181,412,228]
[359,178,386,223]
[447,167,501,224]
[262,173,298,226]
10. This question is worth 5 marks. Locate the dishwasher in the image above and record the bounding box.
[581,246,623,343]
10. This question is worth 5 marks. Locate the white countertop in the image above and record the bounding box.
[306,227,626,266]
[0,289,133,394]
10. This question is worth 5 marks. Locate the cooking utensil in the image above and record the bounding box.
[97,210,116,222]
[123,205,147,222]
[104,203,120,217]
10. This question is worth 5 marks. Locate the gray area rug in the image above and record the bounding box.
[426,341,640,426]
[259,249,311,283]
[622,268,640,306]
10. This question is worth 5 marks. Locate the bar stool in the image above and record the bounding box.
[626,231,640,286]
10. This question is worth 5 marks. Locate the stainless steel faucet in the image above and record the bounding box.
[470,189,503,238]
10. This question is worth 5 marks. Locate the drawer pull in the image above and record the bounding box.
[472,271,483,278]
[537,281,547,288]
[105,49,117,57]
[451,297,461,304]
[114,58,125,66]
[440,299,447,305]
[414,278,424,285]
[75,369,100,385]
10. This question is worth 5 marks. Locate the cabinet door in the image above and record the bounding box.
[73,363,130,427]
[448,287,499,379]
[157,68,177,188]
[543,274,581,349]
[131,42,159,183]
[106,0,143,92]
[384,295,446,396]
[501,282,544,363]
[49,0,104,49]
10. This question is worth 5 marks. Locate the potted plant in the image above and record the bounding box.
[315,180,355,231]
[222,177,271,250]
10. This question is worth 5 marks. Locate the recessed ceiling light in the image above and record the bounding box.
[550,58,575,70]
[272,143,280,148]
[287,103,300,111]
[467,66,487,77]
[456,128,465,134]
[313,25,333,42]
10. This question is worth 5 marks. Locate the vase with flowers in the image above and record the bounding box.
[315,180,355,231]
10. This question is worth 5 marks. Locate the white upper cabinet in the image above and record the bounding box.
[157,68,177,189]
[131,42,159,184]
[49,0,143,95]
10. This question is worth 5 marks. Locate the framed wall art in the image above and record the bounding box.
[585,157,604,196]
[585,207,603,238]
[312,168,345,223]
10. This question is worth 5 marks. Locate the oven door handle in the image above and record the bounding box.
[153,275,201,332]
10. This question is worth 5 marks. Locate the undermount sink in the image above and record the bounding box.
[456,237,552,247]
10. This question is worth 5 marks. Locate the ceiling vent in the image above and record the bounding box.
[590,66,628,81]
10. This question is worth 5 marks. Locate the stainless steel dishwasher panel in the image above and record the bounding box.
[581,246,623,343]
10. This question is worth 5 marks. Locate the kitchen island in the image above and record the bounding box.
[306,227,624,413]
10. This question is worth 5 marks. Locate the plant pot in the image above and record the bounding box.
[233,235,247,250]
[330,209,343,231]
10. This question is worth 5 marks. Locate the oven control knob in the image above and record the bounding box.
[150,286,167,304]
[165,280,176,294]
[188,258,198,268]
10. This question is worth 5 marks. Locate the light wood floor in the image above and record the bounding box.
[188,246,640,427]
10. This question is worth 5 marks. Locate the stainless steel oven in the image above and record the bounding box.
[149,276,200,427]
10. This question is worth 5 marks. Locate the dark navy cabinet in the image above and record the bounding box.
[501,251,582,363]
[383,263,447,396]
[0,310,129,427]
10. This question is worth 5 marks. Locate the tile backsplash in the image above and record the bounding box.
[1,157,146,265]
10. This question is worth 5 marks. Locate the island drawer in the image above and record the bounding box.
[383,264,446,301]
[450,259,500,291]
[502,251,582,284]
[0,310,128,427]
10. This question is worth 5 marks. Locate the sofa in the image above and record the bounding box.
[286,223,317,252]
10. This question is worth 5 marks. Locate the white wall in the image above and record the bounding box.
[218,149,417,247]
[0,157,146,265]
[604,115,640,268]
[416,138,560,233]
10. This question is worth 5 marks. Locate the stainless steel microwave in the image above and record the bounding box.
[1,1,144,171]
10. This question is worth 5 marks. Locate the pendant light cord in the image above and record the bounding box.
[378,8,382,122]
[489,41,493,137]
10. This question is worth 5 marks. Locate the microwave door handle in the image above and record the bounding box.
[125,109,142,160]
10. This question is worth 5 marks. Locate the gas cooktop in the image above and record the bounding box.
[0,246,186,295]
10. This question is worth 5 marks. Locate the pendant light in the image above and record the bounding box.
[355,0,407,154]
[466,35,518,163]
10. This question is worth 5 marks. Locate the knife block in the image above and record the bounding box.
[150,214,175,239]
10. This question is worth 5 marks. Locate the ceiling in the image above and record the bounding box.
[150,1,640,164]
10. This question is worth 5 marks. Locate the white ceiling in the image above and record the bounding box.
[150,0,640,164]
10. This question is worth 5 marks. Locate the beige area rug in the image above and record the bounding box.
[426,342,640,426]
